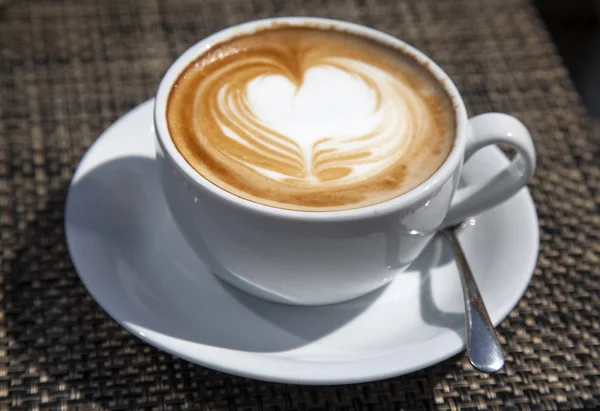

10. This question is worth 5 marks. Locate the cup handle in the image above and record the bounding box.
[442,113,536,227]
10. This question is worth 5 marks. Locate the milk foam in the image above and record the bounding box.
[168,27,455,211]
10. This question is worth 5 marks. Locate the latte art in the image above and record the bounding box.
[168,27,455,211]
[207,59,430,187]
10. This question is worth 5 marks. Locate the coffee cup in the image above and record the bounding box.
[154,18,536,305]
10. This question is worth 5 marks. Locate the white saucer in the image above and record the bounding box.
[65,100,539,385]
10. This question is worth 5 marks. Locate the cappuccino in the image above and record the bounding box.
[167,26,455,211]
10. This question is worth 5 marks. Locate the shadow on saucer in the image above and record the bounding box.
[223,236,466,348]
[414,236,465,344]
[218,276,388,344]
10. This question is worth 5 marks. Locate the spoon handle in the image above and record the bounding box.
[443,229,505,373]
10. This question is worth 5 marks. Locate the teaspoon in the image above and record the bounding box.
[440,220,505,373]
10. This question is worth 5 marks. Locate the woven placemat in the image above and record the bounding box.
[0,0,599,409]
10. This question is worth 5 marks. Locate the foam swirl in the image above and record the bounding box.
[168,27,455,211]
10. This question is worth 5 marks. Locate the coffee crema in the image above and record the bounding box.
[167,26,456,211]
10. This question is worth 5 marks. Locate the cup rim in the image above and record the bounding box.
[154,17,468,222]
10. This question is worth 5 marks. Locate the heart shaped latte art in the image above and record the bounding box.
[192,55,432,187]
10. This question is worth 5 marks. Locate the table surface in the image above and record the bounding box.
[1,0,599,409]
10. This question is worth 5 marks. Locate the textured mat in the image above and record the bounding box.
[1,0,599,409]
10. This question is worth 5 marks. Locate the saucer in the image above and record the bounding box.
[65,100,539,385]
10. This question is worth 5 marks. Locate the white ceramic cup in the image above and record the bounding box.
[154,18,536,305]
